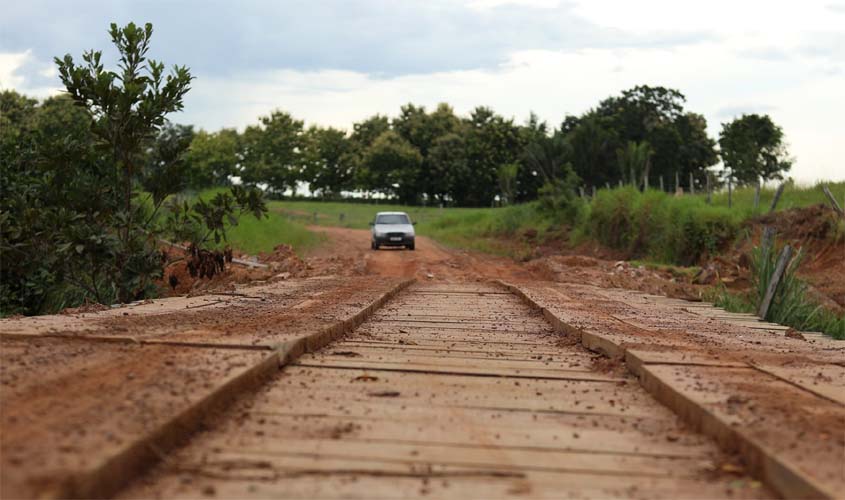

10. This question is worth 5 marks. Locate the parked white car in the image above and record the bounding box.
[370,212,416,250]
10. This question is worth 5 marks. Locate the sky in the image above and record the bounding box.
[1,0,843,183]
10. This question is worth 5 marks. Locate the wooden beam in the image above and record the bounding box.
[758,244,793,319]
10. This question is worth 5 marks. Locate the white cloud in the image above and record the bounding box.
[0,51,30,90]
[0,50,62,97]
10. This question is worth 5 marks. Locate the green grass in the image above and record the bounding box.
[224,212,324,255]
[191,189,323,255]
[694,180,845,216]
[269,199,542,256]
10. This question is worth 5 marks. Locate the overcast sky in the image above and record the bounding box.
[1,0,843,182]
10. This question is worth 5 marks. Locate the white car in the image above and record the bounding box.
[370,211,416,250]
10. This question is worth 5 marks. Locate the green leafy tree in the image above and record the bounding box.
[53,22,193,302]
[185,128,241,188]
[461,107,522,207]
[1,23,267,315]
[393,103,462,202]
[566,114,619,188]
[240,110,305,195]
[718,114,792,186]
[302,126,353,197]
[566,85,718,189]
[514,113,550,202]
[428,132,469,204]
[359,130,422,203]
[497,163,519,205]
[142,122,194,203]
[616,140,653,188]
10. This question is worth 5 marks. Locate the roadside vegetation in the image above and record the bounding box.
[1,24,266,316]
[712,238,845,339]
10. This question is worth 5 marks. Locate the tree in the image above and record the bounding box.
[566,114,619,188]
[56,23,192,237]
[142,123,195,203]
[428,132,468,204]
[719,114,792,186]
[359,130,422,204]
[53,22,193,302]
[2,23,267,315]
[497,163,519,205]
[185,128,241,188]
[302,126,353,197]
[572,85,718,189]
[616,141,653,188]
[461,107,522,206]
[240,110,305,195]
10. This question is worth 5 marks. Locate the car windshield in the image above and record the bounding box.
[376,214,410,225]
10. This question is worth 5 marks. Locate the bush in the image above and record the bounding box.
[585,187,739,265]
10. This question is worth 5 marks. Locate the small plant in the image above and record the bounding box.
[713,234,844,339]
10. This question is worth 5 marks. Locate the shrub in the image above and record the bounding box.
[584,187,739,265]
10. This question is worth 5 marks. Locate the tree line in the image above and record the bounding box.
[165,86,792,206]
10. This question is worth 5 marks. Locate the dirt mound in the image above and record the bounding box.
[749,204,842,242]
[260,243,308,277]
[159,246,272,296]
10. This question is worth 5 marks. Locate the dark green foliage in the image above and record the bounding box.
[302,126,354,197]
[1,23,267,316]
[184,129,240,188]
[153,84,726,209]
[240,110,305,195]
[719,114,792,186]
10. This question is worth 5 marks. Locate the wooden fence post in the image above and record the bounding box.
[706,173,712,204]
[822,185,844,216]
[758,244,793,320]
[689,172,695,195]
[728,176,732,209]
[675,171,680,193]
[769,183,785,213]
[659,176,664,192]
[591,186,597,198]
[579,186,585,199]
[753,182,761,211]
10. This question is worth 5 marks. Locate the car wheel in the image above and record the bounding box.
[407,243,415,251]
[372,241,379,250]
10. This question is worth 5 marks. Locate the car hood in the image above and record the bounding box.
[374,223,415,235]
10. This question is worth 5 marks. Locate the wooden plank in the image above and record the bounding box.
[203,439,714,477]
[294,360,623,382]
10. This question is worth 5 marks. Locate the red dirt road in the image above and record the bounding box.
[305,227,542,282]
[1,226,842,498]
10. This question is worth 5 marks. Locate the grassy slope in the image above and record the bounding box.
[693,181,845,215]
[225,213,324,255]
[193,189,323,255]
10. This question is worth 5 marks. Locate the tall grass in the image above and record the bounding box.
[697,180,845,215]
[584,187,741,265]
